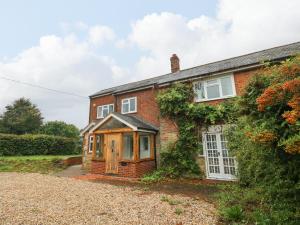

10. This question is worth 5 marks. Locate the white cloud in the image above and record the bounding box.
[88,25,115,46]
[1,0,300,128]
[125,0,300,79]
[0,32,123,128]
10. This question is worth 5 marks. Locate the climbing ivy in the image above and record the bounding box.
[156,83,237,178]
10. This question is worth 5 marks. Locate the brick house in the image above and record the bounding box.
[80,42,300,180]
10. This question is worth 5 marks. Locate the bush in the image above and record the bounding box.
[218,56,300,224]
[220,205,244,222]
[0,133,77,156]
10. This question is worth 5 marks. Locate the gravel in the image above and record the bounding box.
[0,173,217,225]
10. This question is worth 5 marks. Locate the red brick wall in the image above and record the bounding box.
[118,160,156,178]
[63,156,82,166]
[89,88,160,127]
[90,160,156,178]
[234,69,256,96]
[135,160,156,177]
[90,160,106,174]
[116,88,160,127]
[89,95,115,123]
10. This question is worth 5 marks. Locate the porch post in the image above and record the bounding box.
[133,132,139,161]
[150,134,155,160]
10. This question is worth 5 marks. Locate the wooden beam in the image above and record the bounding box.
[133,132,139,161]
[150,134,155,160]
[94,128,132,134]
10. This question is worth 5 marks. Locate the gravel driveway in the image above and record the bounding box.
[0,173,217,225]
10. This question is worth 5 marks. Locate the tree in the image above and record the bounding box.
[39,121,80,139]
[0,98,43,134]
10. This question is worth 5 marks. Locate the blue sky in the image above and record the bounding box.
[0,0,299,128]
[0,0,216,59]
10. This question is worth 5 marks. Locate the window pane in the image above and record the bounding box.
[89,137,94,152]
[102,108,109,117]
[221,77,233,96]
[97,106,102,118]
[194,82,205,100]
[139,136,150,159]
[109,104,114,113]
[96,135,103,158]
[207,79,218,85]
[207,84,220,99]
[123,134,133,160]
[129,98,136,112]
[122,103,129,113]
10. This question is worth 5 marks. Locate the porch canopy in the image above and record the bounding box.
[89,112,158,165]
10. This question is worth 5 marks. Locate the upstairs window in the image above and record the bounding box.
[194,75,236,102]
[121,97,137,114]
[97,104,114,118]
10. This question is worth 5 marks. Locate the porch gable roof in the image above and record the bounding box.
[90,112,158,133]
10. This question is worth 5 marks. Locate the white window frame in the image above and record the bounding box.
[88,136,94,153]
[139,135,151,159]
[194,74,236,102]
[121,97,137,114]
[97,104,114,119]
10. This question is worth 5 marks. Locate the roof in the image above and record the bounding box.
[80,122,96,136]
[90,41,300,98]
[90,112,158,133]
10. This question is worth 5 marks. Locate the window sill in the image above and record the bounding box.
[195,95,236,103]
[121,111,137,115]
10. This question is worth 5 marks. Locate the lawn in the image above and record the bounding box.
[0,155,79,174]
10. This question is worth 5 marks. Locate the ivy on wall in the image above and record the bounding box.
[156,83,236,178]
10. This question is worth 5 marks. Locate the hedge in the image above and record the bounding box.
[0,133,77,156]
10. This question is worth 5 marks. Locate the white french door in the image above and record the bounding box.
[203,132,237,180]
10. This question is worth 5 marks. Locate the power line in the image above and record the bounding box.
[0,76,89,99]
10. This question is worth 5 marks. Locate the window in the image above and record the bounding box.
[121,97,137,114]
[97,104,114,118]
[95,134,104,158]
[139,135,150,159]
[194,75,235,102]
[88,136,94,153]
[123,133,133,160]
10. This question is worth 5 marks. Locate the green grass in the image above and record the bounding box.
[0,155,79,174]
[160,195,182,206]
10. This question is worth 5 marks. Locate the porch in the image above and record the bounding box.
[84,113,158,178]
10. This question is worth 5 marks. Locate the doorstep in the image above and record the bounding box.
[73,174,140,182]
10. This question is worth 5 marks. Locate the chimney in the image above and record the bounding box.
[170,54,180,73]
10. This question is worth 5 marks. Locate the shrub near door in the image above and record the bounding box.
[0,133,76,156]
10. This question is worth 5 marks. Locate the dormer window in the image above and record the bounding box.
[97,104,114,118]
[194,75,236,102]
[121,97,137,114]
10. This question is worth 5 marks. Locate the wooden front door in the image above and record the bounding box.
[105,133,120,174]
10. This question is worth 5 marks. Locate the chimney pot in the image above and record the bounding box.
[170,54,180,73]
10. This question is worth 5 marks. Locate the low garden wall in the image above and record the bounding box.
[63,156,82,166]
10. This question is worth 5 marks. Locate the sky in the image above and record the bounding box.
[0,0,300,129]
